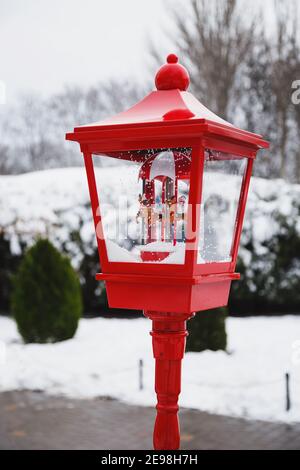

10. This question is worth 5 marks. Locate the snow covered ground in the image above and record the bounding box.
[1,167,300,423]
[1,315,300,423]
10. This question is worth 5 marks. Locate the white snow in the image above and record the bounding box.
[160,243,186,264]
[106,239,140,263]
[140,241,176,252]
[0,167,300,271]
[1,167,300,422]
[0,315,300,423]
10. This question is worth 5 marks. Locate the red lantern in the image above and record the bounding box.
[66,54,269,450]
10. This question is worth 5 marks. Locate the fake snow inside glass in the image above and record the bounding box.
[197,150,247,264]
[93,148,191,264]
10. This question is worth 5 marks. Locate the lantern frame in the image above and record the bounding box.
[67,119,266,312]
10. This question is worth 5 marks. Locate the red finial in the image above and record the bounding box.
[155,54,190,91]
[167,53,178,64]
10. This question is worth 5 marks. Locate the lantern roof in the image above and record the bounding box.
[66,54,269,150]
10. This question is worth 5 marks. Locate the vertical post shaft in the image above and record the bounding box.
[285,372,291,412]
[144,311,194,450]
[139,359,144,391]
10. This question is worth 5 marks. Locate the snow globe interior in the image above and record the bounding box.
[93,148,191,264]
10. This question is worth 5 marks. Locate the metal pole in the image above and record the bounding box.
[139,359,144,391]
[285,372,291,412]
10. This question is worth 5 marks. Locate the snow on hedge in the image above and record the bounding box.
[0,166,300,269]
[0,315,300,423]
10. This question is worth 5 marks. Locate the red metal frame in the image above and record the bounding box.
[230,158,254,270]
[83,152,109,268]
[66,54,269,450]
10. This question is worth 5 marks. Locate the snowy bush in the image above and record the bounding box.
[230,182,300,314]
[0,232,24,313]
[186,308,227,352]
[12,239,82,343]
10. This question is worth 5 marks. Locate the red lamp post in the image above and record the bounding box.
[66,54,269,450]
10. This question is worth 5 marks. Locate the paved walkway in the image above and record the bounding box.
[0,391,299,450]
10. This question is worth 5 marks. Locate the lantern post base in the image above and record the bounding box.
[144,310,195,450]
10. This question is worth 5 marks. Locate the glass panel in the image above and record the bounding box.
[197,150,247,264]
[93,148,191,264]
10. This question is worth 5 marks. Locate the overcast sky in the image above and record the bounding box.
[0,0,275,104]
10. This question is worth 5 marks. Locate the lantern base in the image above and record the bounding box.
[97,272,239,313]
[144,310,195,450]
